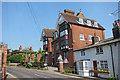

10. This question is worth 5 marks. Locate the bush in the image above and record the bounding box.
[8,54,23,63]
[23,62,27,66]
[40,62,45,68]
[63,70,73,74]
[25,62,32,68]
[110,75,117,80]
[38,66,40,69]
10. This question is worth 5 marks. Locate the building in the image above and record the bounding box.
[13,45,41,63]
[40,28,56,65]
[74,19,120,79]
[0,43,7,80]
[41,9,105,68]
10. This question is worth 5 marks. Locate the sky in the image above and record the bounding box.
[2,2,118,51]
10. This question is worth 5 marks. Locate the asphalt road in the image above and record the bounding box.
[6,66,88,80]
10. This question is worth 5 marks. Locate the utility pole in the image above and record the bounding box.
[0,0,2,43]
[118,1,120,19]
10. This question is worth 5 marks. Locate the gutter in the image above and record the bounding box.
[110,44,115,77]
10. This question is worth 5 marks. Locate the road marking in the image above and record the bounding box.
[6,72,17,78]
[35,74,39,76]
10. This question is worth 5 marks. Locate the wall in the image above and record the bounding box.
[75,44,118,78]
[72,24,105,50]
[118,42,120,80]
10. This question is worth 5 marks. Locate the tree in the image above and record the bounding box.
[9,54,23,63]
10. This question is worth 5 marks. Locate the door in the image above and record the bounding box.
[93,61,98,77]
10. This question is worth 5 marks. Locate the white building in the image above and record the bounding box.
[74,19,120,79]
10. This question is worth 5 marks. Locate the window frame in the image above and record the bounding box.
[87,20,91,26]
[96,46,103,55]
[81,50,85,56]
[80,34,84,40]
[79,61,83,70]
[89,35,92,41]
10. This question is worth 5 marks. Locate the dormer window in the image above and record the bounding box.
[87,20,91,26]
[77,18,83,24]
[94,22,98,27]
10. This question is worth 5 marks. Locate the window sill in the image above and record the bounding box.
[80,39,85,41]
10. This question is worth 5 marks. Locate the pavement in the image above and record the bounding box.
[6,66,107,80]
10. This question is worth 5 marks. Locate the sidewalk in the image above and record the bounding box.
[42,66,107,80]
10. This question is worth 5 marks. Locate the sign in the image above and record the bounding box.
[64,58,69,63]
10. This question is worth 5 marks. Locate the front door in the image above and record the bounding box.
[93,61,98,77]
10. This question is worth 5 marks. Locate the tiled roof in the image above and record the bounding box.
[74,37,120,51]
[43,28,56,38]
[60,12,105,30]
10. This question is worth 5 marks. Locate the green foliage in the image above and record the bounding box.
[41,62,45,68]
[23,62,32,68]
[38,66,40,69]
[63,70,73,74]
[110,75,117,80]
[8,54,23,63]
[7,54,11,63]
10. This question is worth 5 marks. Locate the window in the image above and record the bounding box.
[97,36,100,41]
[85,62,88,70]
[77,18,83,24]
[96,46,103,54]
[80,34,84,40]
[79,61,83,70]
[60,30,68,37]
[89,35,92,41]
[64,52,68,59]
[54,31,58,39]
[81,50,85,56]
[56,42,59,50]
[94,22,98,27]
[100,61,108,70]
[52,44,54,52]
[87,20,91,26]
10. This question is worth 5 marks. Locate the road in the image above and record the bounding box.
[6,66,89,80]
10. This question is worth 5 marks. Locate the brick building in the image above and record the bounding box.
[40,28,56,65]
[41,9,105,68]
[0,43,7,80]
[14,45,41,62]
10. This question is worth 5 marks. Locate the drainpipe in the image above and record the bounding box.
[110,44,115,77]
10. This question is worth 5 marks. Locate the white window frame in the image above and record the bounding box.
[89,35,92,41]
[100,61,108,70]
[94,22,98,27]
[87,20,91,26]
[77,18,83,24]
[80,34,84,40]
[79,61,83,70]
[97,36,100,41]
[96,46,103,54]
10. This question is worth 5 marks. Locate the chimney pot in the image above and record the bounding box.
[64,9,75,15]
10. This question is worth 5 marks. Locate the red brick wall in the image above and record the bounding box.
[25,54,28,62]
[72,24,105,50]
[30,53,35,62]
[37,53,41,62]
[1,44,7,80]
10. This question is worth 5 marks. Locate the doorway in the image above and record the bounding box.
[93,61,98,77]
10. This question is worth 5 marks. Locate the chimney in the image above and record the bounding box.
[19,45,22,51]
[30,47,32,51]
[112,19,120,39]
[92,33,99,44]
[64,9,75,15]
